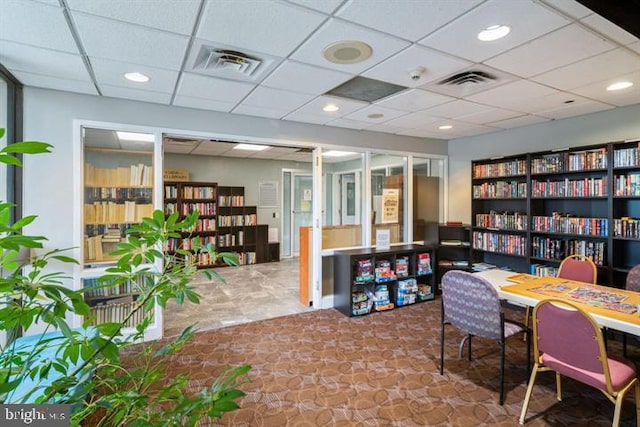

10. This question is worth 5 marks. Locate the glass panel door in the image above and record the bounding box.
[292,173,312,255]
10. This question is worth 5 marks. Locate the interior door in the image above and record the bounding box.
[340,172,359,225]
[292,173,312,255]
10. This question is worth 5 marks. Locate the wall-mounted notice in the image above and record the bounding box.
[259,181,278,207]
[163,169,189,181]
[381,188,399,223]
[376,229,390,250]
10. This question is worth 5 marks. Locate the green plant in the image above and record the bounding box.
[0,128,250,425]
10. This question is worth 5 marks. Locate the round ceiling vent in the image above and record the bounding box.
[323,41,372,65]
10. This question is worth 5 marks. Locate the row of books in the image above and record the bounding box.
[85,223,135,238]
[194,218,216,232]
[613,143,640,168]
[531,177,607,198]
[218,232,245,247]
[475,211,527,230]
[614,174,640,196]
[85,201,153,224]
[184,251,257,266]
[473,159,527,179]
[88,298,152,328]
[86,187,152,202]
[182,202,216,216]
[530,149,607,174]
[218,195,244,207]
[218,214,257,227]
[473,181,527,199]
[613,217,640,239]
[530,263,558,277]
[83,275,143,298]
[531,215,608,236]
[85,163,153,188]
[472,231,527,256]
[531,237,605,265]
[167,235,216,252]
[181,186,215,200]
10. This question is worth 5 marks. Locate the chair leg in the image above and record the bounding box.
[500,339,505,405]
[468,334,472,361]
[523,306,530,341]
[440,301,446,375]
[555,372,562,401]
[613,392,625,427]
[458,335,468,359]
[519,364,539,425]
[623,332,628,358]
[525,329,531,381]
[635,381,640,427]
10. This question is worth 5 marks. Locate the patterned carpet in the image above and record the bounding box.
[154,299,639,426]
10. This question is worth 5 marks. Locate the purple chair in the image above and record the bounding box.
[557,254,598,283]
[519,299,640,427]
[622,264,640,356]
[440,270,530,405]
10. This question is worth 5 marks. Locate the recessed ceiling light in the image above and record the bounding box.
[477,25,511,42]
[233,143,269,151]
[124,72,150,83]
[323,104,339,112]
[323,40,372,65]
[323,150,357,158]
[367,113,384,119]
[116,131,155,142]
[438,125,453,130]
[606,81,633,91]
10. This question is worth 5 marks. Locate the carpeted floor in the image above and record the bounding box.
[151,299,639,426]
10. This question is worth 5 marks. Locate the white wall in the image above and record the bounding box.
[20,87,447,264]
[448,103,640,223]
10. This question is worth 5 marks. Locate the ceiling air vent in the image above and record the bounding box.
[438,70,497,86]
[193,45,262,76]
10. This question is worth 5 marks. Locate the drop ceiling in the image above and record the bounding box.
[1,0,639,140]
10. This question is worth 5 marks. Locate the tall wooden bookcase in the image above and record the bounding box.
[471,139,640,288]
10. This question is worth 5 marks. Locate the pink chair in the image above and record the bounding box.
[519,299,640,427]
[557,254,598,284]
[622,264,640,356]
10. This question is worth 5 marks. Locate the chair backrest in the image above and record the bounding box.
[557,254,597,284]
[625,264,640,293]
[441,270,502,340]
[533,299,613,393]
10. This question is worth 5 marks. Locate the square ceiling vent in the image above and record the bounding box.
[421,64,514,98]
[187,40,281,82]
[325,76,407,103]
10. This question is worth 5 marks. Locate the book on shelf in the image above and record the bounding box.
[472,262,497,271]
[445,221,463,226]
[440,239,462,246]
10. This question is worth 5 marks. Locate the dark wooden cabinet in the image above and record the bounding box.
[334,244,435,317]
[426,223,472,285]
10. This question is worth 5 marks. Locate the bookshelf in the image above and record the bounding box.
[80,132,161,340]
[334,244,435,317]
[471,139,640,287]
[426,223,472,284]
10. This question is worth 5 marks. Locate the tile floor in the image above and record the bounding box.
[163,257,314,337]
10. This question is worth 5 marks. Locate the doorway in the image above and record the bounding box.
[282,170,312,257]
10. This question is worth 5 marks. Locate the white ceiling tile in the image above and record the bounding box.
[363,44,472,88]
[343,105,406,123]
[282,111,332,125]
[197,1,325,57]
[421,99,492,119]
[490,114,551,129]
[30,0,62,5]
[90,57,179,93]
[0,40,88,80]
[0,1,78,53]
[486,23,615,78]
[240,87,316,110]
[629,42,640,54]
[291,95,368,117]
[580,13,638,46]
[374,89,455,112]
[232,105,288,120]
[419,0,570,62]
[66,0,201,35]
[326,118,369,130]
[177,73,254,103]
[532,48,640,90]
[291,18,410,74]
[336,0,483,41]
[467,80,559,108]
[173,95,236,112]
[540,0,593,19]
[536,99,615,119]
[382,111,442,129]
[9,70,97,95]
[73,13,190,70]
[101,84,172,104]
[570,71,640,107]
[261,60,352,95]
[457,108,523,124]
[287,0,343,14]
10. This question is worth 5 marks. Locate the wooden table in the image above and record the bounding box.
[499,276,640,337]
